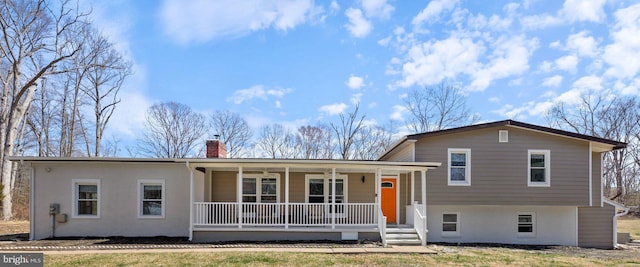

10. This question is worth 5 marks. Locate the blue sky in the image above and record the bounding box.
[84,0,640,146]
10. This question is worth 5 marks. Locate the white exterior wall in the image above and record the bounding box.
[32,162,190,240]
[427,205,577,246]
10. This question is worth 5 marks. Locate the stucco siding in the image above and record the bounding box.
[415,126,590,206]
[427,205,578,246]
[32,162,189,240]
[578,204,615,248]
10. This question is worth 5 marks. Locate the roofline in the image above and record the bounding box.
[9,156,441,170]
[378,119,626,160]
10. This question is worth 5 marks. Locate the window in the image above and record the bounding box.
[448,148,471,186]
[241,174,280,203]
[528,150,550,187]
[442,212,460,236]
[72,179,100,218]
[305,174,348,214]
[517,213,535,236]
[499,130,509,143]
[138,180,165,218]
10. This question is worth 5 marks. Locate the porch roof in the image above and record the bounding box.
[10,157,440,172]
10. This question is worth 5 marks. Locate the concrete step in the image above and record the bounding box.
[386,233,420,239]
[386,239,422,245]
[386,228,417,234]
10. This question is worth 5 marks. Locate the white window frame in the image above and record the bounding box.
[72,179,100,219]
[137,179,165,219]
[499,130,509,143]
[240,173,281,203]
[528,149,551,187]
[517,212,536,237]
[448,148,471,186]
[441,212,460,236]
[304,174,349,216]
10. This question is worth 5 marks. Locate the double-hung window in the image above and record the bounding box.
[138,180,165,218]
[241,174,280,203]
[528,150,550,187]
[448,148,471,186]
[72,179,100,218]
[305,174,348,215]
[517,213,535,236]
[442,212,460,236]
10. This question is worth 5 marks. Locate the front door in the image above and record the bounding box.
[381,178,397,223]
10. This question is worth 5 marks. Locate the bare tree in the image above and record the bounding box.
[548,91,640,203]
[295,125,333,159]
[209,110,252,158]
[331,104,365,160]
[138,102,206,158]
[80,31,132,157]
[1,0,89,219]
[351,124,394,160]
[256,124,296,158]
[404,82,478,133]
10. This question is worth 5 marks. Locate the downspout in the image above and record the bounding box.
[28,161,35,240]
[186,161,194,241]
[613,206,630,247]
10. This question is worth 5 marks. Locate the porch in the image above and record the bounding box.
[185,159,439,245]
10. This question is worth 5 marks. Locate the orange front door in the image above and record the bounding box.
[381,178,397,223]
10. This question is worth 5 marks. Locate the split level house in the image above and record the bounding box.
[12,120,629,248]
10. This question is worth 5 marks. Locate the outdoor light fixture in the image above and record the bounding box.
[361,176,365,183]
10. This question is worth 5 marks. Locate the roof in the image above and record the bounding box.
[9,156,441,172]
[379,119,627,160]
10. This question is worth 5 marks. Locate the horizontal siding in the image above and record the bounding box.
[592,152,602,206]
[578,204,615,248]
[384,144,413,162]
[416,126,590,206]
[210,171,376,203]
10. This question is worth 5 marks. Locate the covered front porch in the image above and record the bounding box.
[185,159,439,245]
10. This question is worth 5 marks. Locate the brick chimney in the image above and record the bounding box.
[206,135,227,158]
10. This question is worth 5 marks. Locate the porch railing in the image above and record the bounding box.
[413,204,427,246]
[193,202,378,227]
[378,207,387,246]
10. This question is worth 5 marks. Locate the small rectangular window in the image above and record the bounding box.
[72,179,100,218]
[138,180,165,218]
[528,150,550,187]
[517,213,535,236]
[448,149,471,186]
[442,212,459,235]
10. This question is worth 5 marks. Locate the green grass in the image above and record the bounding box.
[618,217,640,240]
[43,250,640,267]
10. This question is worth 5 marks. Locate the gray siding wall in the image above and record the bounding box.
[383,144,413,162]
[415,126,590,206]
[578,204,615,248]
[592,152,602,206]
[210,171,377,203]
[32,162,190,240]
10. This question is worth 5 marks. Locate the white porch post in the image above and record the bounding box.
[331,168,336,229]
[238,166,243,229]
[421,169,427,245]
[376,168,381,206]
[410,171,415,205]
[188,162,194,241]
[285,167,290,229]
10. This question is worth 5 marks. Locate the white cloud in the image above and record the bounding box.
[412,0,459,26]
[350,93,363,104]
[603,4,640,78]
[555,55,579,72]
[330,0,340,13]
[488,96,501,103]
[565,31,599,58]
[159,0,323,44]
[560,0,606,23]
[520,14,563,29]
[227,85,292,104]
[346,75,365,89]
[469,35,537,91]
[542,75,563,87]
[389,105,407,121]
[395,36,483,88]
[345,8,373,38]
[318,103,348,115]
[360,0,394,19]
[572,75,603,91]
[539,61,553,72]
